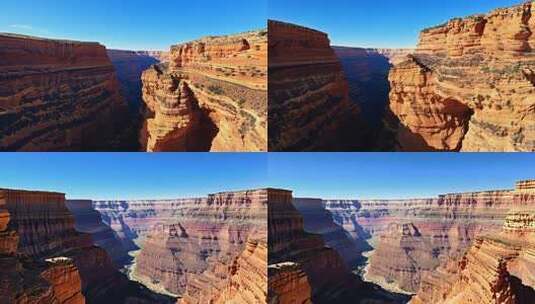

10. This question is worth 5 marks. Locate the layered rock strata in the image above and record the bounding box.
[269,189,364,303]
[411,206,535,304]
[268,20,366,151]
[66,200,135,266]
[0,33,128,151]
[96,190,268,302]
[0,188,176,304]
[388,3,535,151]
[140,30,267,152]
[321,180,535,295]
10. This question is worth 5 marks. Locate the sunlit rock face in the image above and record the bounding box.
[268,20,367,152]
[95,189,268,302]
[0,33,129,151]
[411,203,535,304]
[388,3,535,151]
[140,30,267,152]
[320,180,535,296]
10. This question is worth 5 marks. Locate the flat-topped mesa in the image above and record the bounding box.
[388,2,535,152]
[268,20,366,151]
[0,33,128,151]
[140,29,267,152]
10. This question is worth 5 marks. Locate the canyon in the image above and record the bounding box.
[388,2,535,151]
[268,20,368,151]
[140,30,267,152]
[93,189,268,303]
[0,34,129,151]
[287,179,535,303]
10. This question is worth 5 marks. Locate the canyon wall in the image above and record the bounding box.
[388,3,535,151]
[320,180,535,295]
[334,47,413,149]
[95,190,268,302]
[411,203,535,304]
[268,20,367,151]
[66,200,135,266]
[269,189,407,303]
[140,30,267,152]
[0,33,128,151]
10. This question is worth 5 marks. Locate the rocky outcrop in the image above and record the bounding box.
[0,33,128,151]
[66,200,135,266]
[388,3,535,151]
[140,30,267,152]
[268,20,367,151]
[411,205,535,304]
[321,180,535,295]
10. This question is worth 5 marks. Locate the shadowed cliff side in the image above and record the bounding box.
[0,33,130,151]
[268,20,370,151]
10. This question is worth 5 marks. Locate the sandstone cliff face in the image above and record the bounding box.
[411,203,535,304]
[268,20,366,151]
[66,200,134,266]
[321,180,535,295]
[140,30,267,152]
[95,190,268,302]
[0,33,128,151]
[388,3,535,151]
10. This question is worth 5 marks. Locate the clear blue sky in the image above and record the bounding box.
[267,153,535,199]
[269,0,524,48]
[0,153,267,200]
[0,0,267,51]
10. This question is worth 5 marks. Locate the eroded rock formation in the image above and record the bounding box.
[320,180,535,296]
[411,204,535,304]
[388,3,535,151]
[140,30,267,152]
[268,20,367,151]
[0,33,128,151]
[95,190,268,302]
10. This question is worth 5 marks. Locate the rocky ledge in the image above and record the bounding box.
[388,3,535,151]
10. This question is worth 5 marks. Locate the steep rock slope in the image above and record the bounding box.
[66,200,135,266]
[322,180,535,294]
[388,3,535,151]
[268,20,366,151]
[334,47,413,149]
[0,33,128,151]
[269,190,407,303]
[140,30,267,152]
[411,204,535,304]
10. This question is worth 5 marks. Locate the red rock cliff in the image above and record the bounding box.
[0,33,128,151]
[140,30,267,152]
[268,20,366,151]
[388,3,535,151]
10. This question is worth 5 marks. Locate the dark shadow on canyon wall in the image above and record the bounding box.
[334,47,392,129]
[511,276,535,304]
[107,50,162,151]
